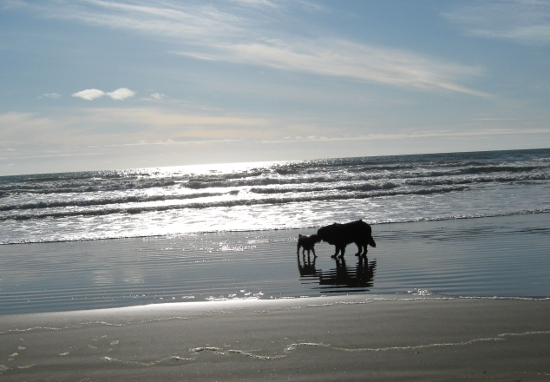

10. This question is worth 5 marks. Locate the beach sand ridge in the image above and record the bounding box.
[1,295,549,381]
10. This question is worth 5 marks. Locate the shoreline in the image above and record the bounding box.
[2,292,550,322]
[2,210,549,246]
[1,294,549,381]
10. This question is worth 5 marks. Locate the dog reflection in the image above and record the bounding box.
[297,251,319,277]
[298,256,376,289]
[319,258,376,289]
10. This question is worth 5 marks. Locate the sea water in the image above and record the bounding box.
[1,148,549,244]
[1,148,549,313]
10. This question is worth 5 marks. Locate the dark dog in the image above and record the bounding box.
[317,220,376,258]
[297,234,320,257]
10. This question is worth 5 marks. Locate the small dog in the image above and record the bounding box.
[297,234,320,257]
[317,219,376,258]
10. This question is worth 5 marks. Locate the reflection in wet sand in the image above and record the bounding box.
[298,253,377,293]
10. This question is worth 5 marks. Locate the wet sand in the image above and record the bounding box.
[2,213,550,314]
[1,295,549,381]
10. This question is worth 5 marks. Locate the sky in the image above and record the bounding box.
[1,0,550,175]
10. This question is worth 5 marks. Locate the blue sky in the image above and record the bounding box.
[1,0,550,175]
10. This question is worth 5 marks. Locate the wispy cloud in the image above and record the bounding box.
[33,0,243,39]
[0,112,70,148]
[38,93,62,99]
[0,108,273,150]
[18,0,488,97]
[443,0,550,45]
[1,107,266,129]
[178,39,489,97]
[72,88,135,101]
[229,0,279,8]
[150,93,167,100]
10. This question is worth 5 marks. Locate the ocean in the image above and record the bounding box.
[1,148,550,314]
[2,148,549,244]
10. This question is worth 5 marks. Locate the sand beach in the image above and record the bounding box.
[1,295,549,381]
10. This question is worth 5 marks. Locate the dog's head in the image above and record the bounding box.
[310,234,321,243]
[298,234,321,245]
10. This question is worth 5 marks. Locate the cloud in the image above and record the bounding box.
[107,88,136,100]
[177,39,489,97]
[443,0,550,45]
[29,0,242,39]
[72,88,136,101]
[0,108,273,151]
[228,0,279,8]
[72,88,105,100]
[8,108,546,154]
[39,93,62,99]
[0,112,73,149]
[18,0,488,97]
[82,107,269,130]
[150,93,167,100]
[265,127,550,145]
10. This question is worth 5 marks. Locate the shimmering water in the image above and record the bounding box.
[1,149,549,314]
[1,148,549,244]
[1,213,549,314]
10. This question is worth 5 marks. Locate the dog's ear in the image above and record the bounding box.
[299,234,303,238]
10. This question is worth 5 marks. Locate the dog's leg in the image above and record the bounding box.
[355,242,362,256]
[312,247,317,257]
[339,245,346,258]
[359,241,367,257]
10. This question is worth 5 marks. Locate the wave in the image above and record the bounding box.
[404,174,549,186]
[182,169,549,190]
[0,185,471,221]
[2,172,548,219]
[2,155,547,196]
[249,182,399,194]
[0,179,180,195]
[0,191,227,212]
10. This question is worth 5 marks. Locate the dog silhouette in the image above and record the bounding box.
[317,220,376,258]
[297,234,320,257]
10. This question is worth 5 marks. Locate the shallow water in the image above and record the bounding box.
[1,213,548,314]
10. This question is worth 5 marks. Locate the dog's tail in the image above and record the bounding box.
[368,236,376,248]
